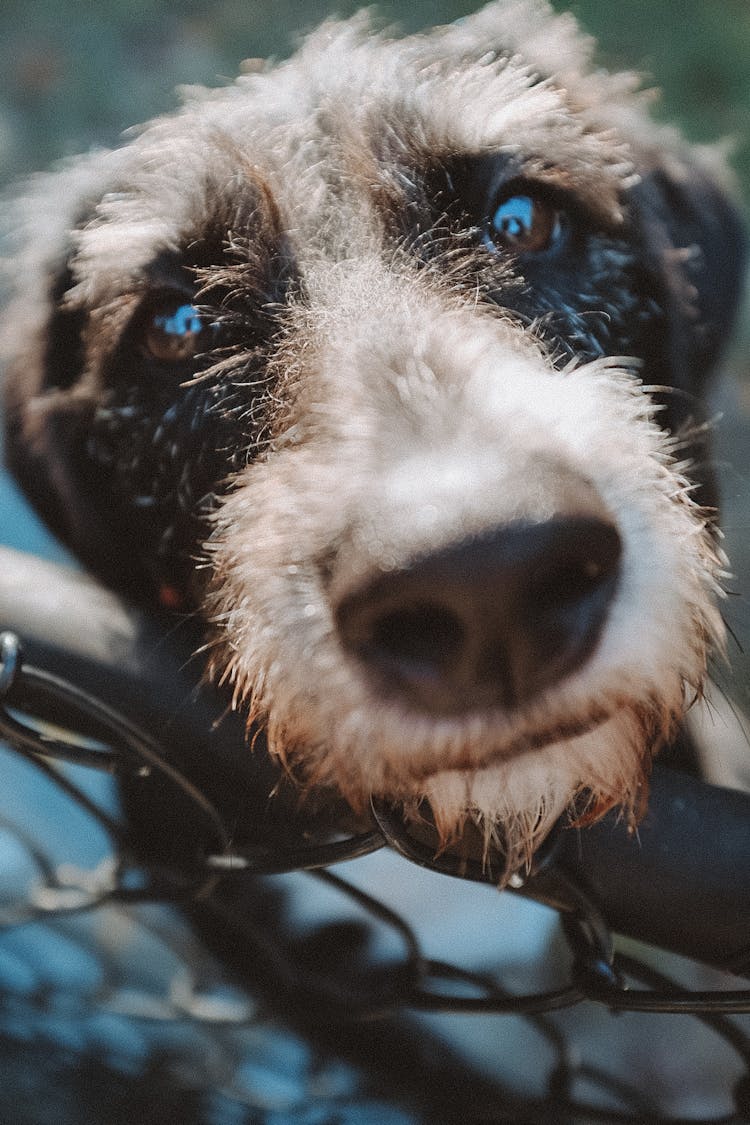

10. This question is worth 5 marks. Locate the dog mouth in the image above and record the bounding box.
[360,707,622,795]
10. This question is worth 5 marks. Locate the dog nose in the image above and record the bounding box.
[335,516,622,713]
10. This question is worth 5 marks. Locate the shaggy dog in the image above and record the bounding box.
[2,1,746,875]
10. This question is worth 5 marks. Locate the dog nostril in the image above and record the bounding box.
[335,516,622,715]
[369,604,466,680]
[530,528,621,608]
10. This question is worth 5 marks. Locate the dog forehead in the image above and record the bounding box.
[68,8,638,303]
[63,0,694,320]
[213,0,632,133]
[172,5,634,202]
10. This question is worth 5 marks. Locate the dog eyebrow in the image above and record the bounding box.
[349,56,631,221]
[415,151,625,232]
[65,152,289,310]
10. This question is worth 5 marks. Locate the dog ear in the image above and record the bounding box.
[625,150,747,508]
[628,150,746,397]
[2,169,157,600]
[3,265,143,595]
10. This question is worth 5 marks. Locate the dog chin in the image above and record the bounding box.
[253,702,657,880]
[381,704,661,878]
[228,645,682,878]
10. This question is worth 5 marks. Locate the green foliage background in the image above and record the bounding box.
[0,0,748,199]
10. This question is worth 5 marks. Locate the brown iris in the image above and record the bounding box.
[485,193,564,254]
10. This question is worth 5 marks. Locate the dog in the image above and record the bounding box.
[2,0,746,878]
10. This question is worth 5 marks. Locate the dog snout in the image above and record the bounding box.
[335,509,622,716]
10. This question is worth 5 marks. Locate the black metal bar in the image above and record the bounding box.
[550,766,750,976]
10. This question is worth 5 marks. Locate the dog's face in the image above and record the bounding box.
[2,2,746,871]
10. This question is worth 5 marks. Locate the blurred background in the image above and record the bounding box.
[0,1,747,185]
[0,0,748,190]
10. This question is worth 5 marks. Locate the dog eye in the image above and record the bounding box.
[143,299,216,364]
[484,193,565,255]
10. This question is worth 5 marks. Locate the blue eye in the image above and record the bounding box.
[155,304,204,339]
[485,193,565,255]
[144,299,215,364]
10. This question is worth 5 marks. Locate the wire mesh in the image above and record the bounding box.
[1,625,750,1124]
